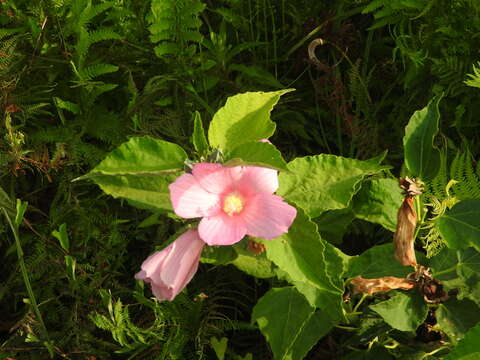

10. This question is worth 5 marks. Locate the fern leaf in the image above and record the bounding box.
[77,64,119,81]
[149,0,206,60]
[53,97,80,114]
[78,2,115,30]
[76,29,121,63]
[465,62,480,89]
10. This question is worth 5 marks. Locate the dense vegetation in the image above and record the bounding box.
[1,0,480,359]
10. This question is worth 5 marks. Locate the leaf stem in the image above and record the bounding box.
[2,205,50,343]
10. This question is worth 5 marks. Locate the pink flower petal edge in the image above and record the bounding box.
[242,194,297,239]
[169,173,220,218]
[135,229,205,301]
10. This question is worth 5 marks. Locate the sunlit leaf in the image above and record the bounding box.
[436,199,480,251]
[252,287,333,360]
[263,208,346,321]
[278,154,390,217]
[224,141,288,171]
[208,89,294,151]
[403,94,443,180]
[370,292,428,332]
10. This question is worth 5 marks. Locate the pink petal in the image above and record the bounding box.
[151,282,175,301]
[135,229,205,301]
[192,163,233,194]
[169,173,220,218]
[160,229,205,287]
[198,213,247,246]
[242,194,297,239]
[236,166,279,195]
[134,248,169,281]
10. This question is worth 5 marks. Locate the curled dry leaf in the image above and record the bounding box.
[408,266,449,304]
[350,276,415,295]
[394,177,423,267]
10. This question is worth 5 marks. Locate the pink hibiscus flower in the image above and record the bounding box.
[135,229,205,301]
[169,163,297,246]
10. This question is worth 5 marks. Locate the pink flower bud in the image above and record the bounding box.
[135,229,205,301]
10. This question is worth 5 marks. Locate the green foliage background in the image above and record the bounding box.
[1,0,480,358]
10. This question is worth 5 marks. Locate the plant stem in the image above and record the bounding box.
[2,208,50,342]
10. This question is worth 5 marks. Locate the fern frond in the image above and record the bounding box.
[77,63,119,81]
[465,61,480,89]
[78,2,115,30]
[76,29,121,65]
[149,0,206,60]
[449,150,480,199]
[429,144,448,199]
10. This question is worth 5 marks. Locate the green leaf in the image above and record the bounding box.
[436,199,480,251]
[224,141,288,171]
[456,248,480,306]
[52,223,70,251]
[201,245,238,265]
[208,89,294,151]
[347,244,420,279]
[192,111,209,155]
[53,97,80,114]
[210,337,228,360]
[352,178,403,232]
[278,154,390,218]
[403,94,443,181]
[77,137,187,211]
[436,298,480,344]
[65,255,76,281]
[252,287,333,360]
[14,199,28,228]
[263,208,346,321]
[370,292,428,332]
[81,136,188,177]
[429,248,480,307]
[445,322,480,360]
[315,209,355,245]
[90,173,176,212]
[230,243,276,278]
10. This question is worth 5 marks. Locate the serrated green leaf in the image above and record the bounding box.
[370,292,428,332]
[278,154,390,218]
[456,248,480,306]
[91,173,176,212]
[192,111,209,154]
[445,322,480,360]
[403,94,443,181]
[208,89,294,151]
[252,287,333,360]
[436,199,480,251]
[436,298,480,344]
[76,137,186,211]
[263,208,346,321]
[81,136,187,177]
[429,248,480,307]
[352,178,403,232]
[230,243,276,278]
[224,141,288,171]
[347,243,418,279]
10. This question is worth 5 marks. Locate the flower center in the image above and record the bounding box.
[222,192,245,216]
